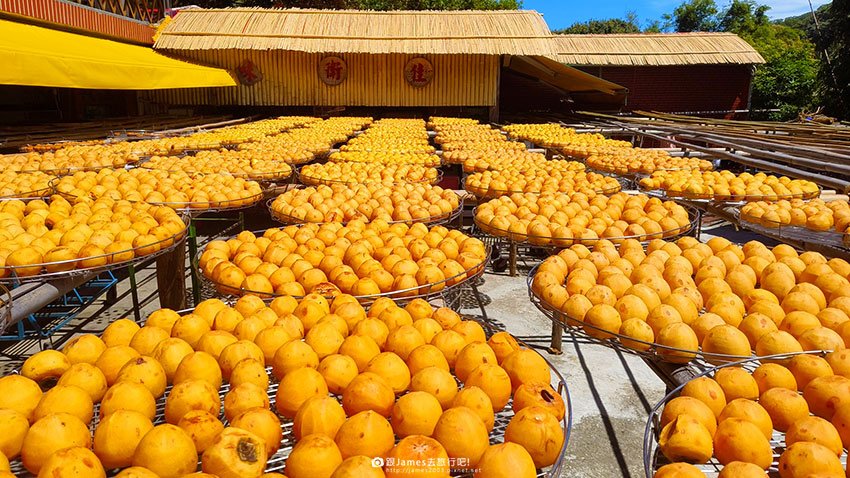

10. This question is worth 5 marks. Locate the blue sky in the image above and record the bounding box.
[522,0,832,30]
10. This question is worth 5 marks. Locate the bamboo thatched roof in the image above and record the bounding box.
[155,8,558,55]
[554,33,765,66]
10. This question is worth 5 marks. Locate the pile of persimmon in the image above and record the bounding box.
[217,116,320,138]
[639,170,820,201]
[503,123,577,146]
[328,152,441,167]
[1,148,139,173]
[22,139,106,153]
[504,123,631,155]
[234,138,320,164]
[434,132,501,146]
[654,353,850,477]
[300,162,439,186]
[531,235,850,364]
[142,150,293,180]
[0,171,53,198]
[340,119,434,154]
[146,117,319,153]
[239,117,373,159]
[442,148,531,166]
[465,165,620,199]
[433,124,509,147]
[587,149,713,175]
[443,139,525,152]
[200,221,487,299]
[128,117,321,154]
[271,183,460,224]
[0,293,565,478]
[461,151,551,173]
[0,195,185,278]
[557,142,634,159]
[476,192,692,245]
[427,116,479,129]
[741,199,850,233]
[53,169,264,210]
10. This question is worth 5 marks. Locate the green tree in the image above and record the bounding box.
[748,32,820,119]
[663,0,720,32]
[719,0,769,32]
[555,11,640,34]
[664,0,819,119]
[555,19,640,34]
[644,20,663,33]
[812,0,848,118]
[723,1,819,119]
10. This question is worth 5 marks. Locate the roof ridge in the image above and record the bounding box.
[188,8,539,15]
[555,32,737,37]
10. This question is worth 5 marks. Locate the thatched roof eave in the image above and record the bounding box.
[155,8,559,56]
[553,32,765,66]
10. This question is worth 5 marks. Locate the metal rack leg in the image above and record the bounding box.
[128,265,142,324]
[696,210,703,241]
[188,220,200,306]
[548,320,564,355]
[470,282,488,322]
[509,241,517,277]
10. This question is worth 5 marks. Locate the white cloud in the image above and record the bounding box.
[760,0,831,19]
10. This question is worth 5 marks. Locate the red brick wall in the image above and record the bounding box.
[499,69,626,115]
[578,65,753,119]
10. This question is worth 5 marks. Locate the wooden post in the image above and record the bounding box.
[156,238,187,310]
[489,58,501,124]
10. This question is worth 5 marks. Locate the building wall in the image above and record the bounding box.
[143,51,499,107]
[578,64,753,118]
[0,0,155,44]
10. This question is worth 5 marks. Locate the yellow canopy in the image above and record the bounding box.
[1,19,236,90]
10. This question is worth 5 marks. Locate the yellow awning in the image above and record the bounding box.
[1,19,236,90]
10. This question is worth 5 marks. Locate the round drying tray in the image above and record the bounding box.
[14,160,142,177]
[463,178,624,201]
[527,264,756,366]
[140,163,294,182]
[739,211,849,249]
[643,351,831,477]
[0,187,53,201]
[268,197,463,228]
[198,230,489,307]
[0,217,189,284]
[639,185,821,205]
[52,182,266,216]
[298,169,444,187]
[5,315,571,478]
[473,203,699,248]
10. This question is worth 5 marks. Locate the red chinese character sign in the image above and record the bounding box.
[404,57,434,88]
[236,59,262,86]
[319,56,348,86]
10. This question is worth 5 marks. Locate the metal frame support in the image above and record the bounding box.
[128,265,141,324]
[549,320,563,355]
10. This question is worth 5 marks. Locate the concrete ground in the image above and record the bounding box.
[473,272,665,478]
[0,210,779,478]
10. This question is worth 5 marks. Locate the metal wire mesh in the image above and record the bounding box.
[526,264,758,366]
[7,318,572,478]
[642,352,838,478]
